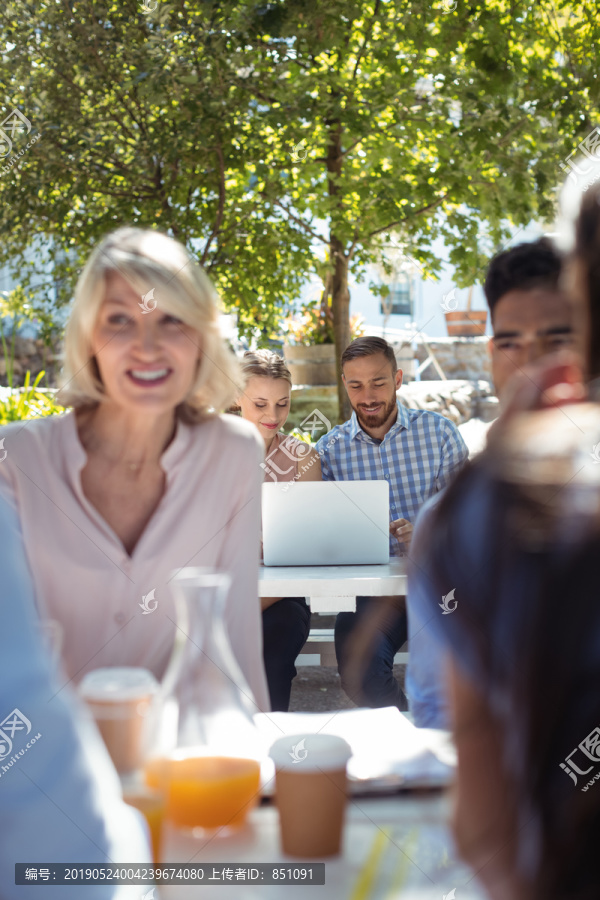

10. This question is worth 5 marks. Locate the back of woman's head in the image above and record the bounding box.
[58,227,241,421]
[430,183,600,899]
[571,185,600,382]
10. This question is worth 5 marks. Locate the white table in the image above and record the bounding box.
[258,562,407,614]
[161,792,485,899]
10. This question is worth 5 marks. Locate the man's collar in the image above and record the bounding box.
[349,400,410,441]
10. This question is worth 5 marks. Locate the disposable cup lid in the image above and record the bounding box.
[79,667,159,702]
[269,734,352,772]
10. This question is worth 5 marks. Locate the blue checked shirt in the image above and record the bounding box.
[315,400,468,558]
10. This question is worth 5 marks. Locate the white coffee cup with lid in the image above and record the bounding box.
[79,667,159,774]
[269,734,352,857]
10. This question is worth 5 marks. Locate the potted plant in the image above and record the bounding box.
[283,279,365,386]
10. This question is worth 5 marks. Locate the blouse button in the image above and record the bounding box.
[115,612,126,625]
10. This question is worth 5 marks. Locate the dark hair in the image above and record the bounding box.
[428,184,600,899]
[484,238,563,319]
[573,188,600,382]
[341,336,397,373]
[430,463,600,900]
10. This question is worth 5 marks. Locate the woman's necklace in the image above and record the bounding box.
[92,448,147,472]
[81,428,148,473]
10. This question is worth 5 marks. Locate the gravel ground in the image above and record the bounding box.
[287,614,408,713]
[289,665,408,712]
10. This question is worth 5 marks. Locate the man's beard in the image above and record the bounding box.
[353,394,397,431]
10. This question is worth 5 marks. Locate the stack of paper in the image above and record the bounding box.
[254,706,455,794]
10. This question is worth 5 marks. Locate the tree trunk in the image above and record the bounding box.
[326,120,352,423]
[331,236,351,422]
[382,288,393,341]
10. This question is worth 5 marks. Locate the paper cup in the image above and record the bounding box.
[79,667,159,774]
[269,734,352,857]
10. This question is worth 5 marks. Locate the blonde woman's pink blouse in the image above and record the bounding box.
[0,410,270,712]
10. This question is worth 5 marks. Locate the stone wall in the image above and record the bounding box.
[393,336,492,384]
[397,379,498,426]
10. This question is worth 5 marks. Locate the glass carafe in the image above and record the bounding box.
[144,568,266,834]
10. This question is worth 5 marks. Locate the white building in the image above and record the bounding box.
[296,224,548,341]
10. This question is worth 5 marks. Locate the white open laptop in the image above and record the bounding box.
[262,480,390,566]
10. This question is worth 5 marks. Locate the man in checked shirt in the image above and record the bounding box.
[316,336,468,709]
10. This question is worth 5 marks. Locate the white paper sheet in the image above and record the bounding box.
[254,706,455,792]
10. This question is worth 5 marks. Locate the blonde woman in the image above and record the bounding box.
[237,350,321,710]
[0,228,269,713]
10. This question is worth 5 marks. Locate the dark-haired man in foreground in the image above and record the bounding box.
[316,336,468,709]
[407,238,576,728]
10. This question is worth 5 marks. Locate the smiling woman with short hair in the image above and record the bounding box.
[0,227,270,712]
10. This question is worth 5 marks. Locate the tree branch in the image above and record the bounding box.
[351,0,381,81]
[201,143,226,266]
[366,195,447,240]
[268,199,329,245]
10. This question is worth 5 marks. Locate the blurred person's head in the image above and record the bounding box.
[236,350,292,447]
[430,183,600,900]
[485,239,575,398]
[58,227,240,423]
[341,337,402,436]
[567,185,600,384]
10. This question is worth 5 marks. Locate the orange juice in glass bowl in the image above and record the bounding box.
[145,752,261,832]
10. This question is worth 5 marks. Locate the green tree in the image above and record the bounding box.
[0,0,597,418]
[0,0,312,341]
[235,0,598,416]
